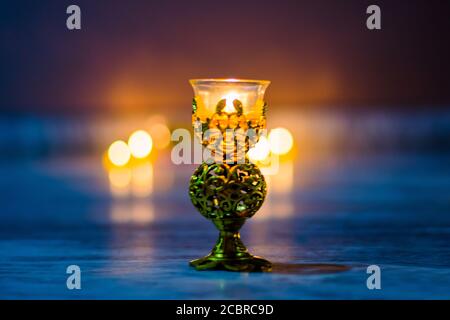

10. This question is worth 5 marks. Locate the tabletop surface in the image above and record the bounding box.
[0,151,449,299]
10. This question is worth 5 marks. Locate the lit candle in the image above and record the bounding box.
[190,78,270,163]
[221,91,240,113]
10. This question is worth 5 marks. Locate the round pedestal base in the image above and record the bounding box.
[190,255,272,272]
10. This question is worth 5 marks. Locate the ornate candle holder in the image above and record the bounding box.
[189,79,272,272]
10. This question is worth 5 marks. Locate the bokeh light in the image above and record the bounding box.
[268,127,294,155]
[128,130,153,158]
[108,140,131,166]
[248,136,271,161]
[149,123,171,149]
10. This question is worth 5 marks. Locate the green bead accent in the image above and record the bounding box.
[192,98,197,114]
[189,162,272,272]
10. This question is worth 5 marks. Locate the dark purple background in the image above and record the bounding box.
[1,0,450,115]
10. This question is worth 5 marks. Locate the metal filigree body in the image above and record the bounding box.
[189,162,271,272]
[190,163,266,220]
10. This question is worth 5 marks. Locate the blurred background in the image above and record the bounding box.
[0,0,449,299]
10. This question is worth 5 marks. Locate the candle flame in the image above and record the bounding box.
[222,92,240,113]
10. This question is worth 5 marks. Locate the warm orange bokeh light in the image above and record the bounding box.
[248,136,271,161]
[128,130,153,159]
[149,123,171,150]
[269,127,294,155]
[108,140,131,166]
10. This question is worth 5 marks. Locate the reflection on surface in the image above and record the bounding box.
[110,201,154,224]
[107,161,154,198]
[257,160,295,220]
[131,161,154,197]
[108,166,132,197]
[105,218,155,277]
[271,263,351,275]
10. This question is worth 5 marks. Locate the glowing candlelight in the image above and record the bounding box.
[190,78,269,121]
[128,130,153,159]
[108,140,131,166]
[221,91,240,113]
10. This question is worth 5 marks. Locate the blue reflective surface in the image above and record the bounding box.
[0,152,449,299]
